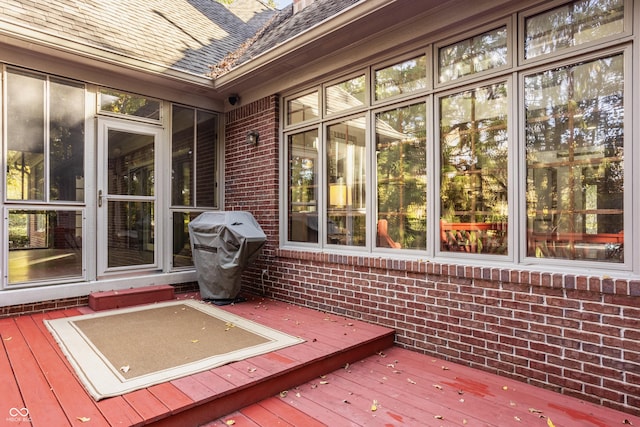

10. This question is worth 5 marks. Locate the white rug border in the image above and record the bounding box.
[45,299,304,401]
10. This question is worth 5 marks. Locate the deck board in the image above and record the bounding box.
[1,294,638,426]
[2,318,70,426]
[14,314,110,426]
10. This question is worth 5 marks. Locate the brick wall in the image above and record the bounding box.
[224,96,280,283]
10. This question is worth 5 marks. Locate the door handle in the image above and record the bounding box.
[98,190,103,207]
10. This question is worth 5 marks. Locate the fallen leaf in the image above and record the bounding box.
[547,418,556,427]
[344,363,350,370]
[407,378,416,384]
[529,408,543,414]
[295,392,301,398]
[371,400,378,411]
[191,339,199,343]
[319,381,329,385]
[433,384,443,390]
[343,399,351,404]
[279,390,288,398]
[623,419,634,425]
[441,366,449,370]
[77,417,91,422]
[247,367,257,373]
[514,416,521,422]
[225,420,236,426]
[120,365,130,373]
[3,337,11,341]
[503,386,509,390]
[434,415,443,419]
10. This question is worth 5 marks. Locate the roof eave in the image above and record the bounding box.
[212,0,392,91]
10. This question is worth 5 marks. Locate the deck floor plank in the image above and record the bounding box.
[0,318,28,424]
[14,314,110,426]
[1,318,70,426]
[122,389,170,424]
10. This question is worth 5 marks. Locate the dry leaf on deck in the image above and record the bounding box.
[77,417,91,422]
[225,420,236,426]
[547,418,556,427]
[371,400,379,411]
[120,365,130,373]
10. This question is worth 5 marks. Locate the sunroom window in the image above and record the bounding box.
[524,0,625,59]
[438,26,508,84]
[439,82,509,255]
[4,68,86,286]
[524,54,624,262]
[375,103,427,250]
[170,105,219,268]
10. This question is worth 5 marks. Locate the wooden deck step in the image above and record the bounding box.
[88,285,175,311]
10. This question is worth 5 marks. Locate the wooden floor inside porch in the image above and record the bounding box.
[1,293,638,427]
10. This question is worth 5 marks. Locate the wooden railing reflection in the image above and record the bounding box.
[528,231,624,260]
[440,220,507,254]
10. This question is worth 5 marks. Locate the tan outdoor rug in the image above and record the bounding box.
[45,299,304,401]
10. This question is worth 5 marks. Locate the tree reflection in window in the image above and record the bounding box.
[525,54,624,262]
[440,82,509,255]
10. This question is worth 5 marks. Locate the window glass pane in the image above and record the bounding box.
[99,89,161,120]
[8,210,83,284]
[288,130,319,243]
[375,55,428,100]
[108,201,154,267]
[171,105,195,206]
[327,117,366,246]
[440,82,509,254]
[195,111,217,207]
[525,0,624,59]
[524,55,624,262]
[173,211,200,268]
[50,78,85,202]
[325,75,366,115]
[6,70,45,201]
[439,26,508,84]
[376,103,427,250]
[287,92,319,125]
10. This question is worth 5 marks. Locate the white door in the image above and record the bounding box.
[97,118,161,275]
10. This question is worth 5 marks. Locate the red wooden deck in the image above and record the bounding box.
[1,294,638,427]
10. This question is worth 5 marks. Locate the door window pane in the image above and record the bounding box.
[108,201,154,268]
[440,82,509,254]
[287,92,319,126]
[327,117,366,246]
[375,55,428,101]
[8,210,83,284]
[524,0,624,59]
[439,26,508,84]
[50,78,85,202]
[325,75,366,115]
[288,130,319,243]
[6,70,45,201]
[524,55,624,262]
[108,130,155,197]
[376,103,427,249]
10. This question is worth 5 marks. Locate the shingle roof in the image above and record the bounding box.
[217,0,361,74]
[0,0,276,77]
